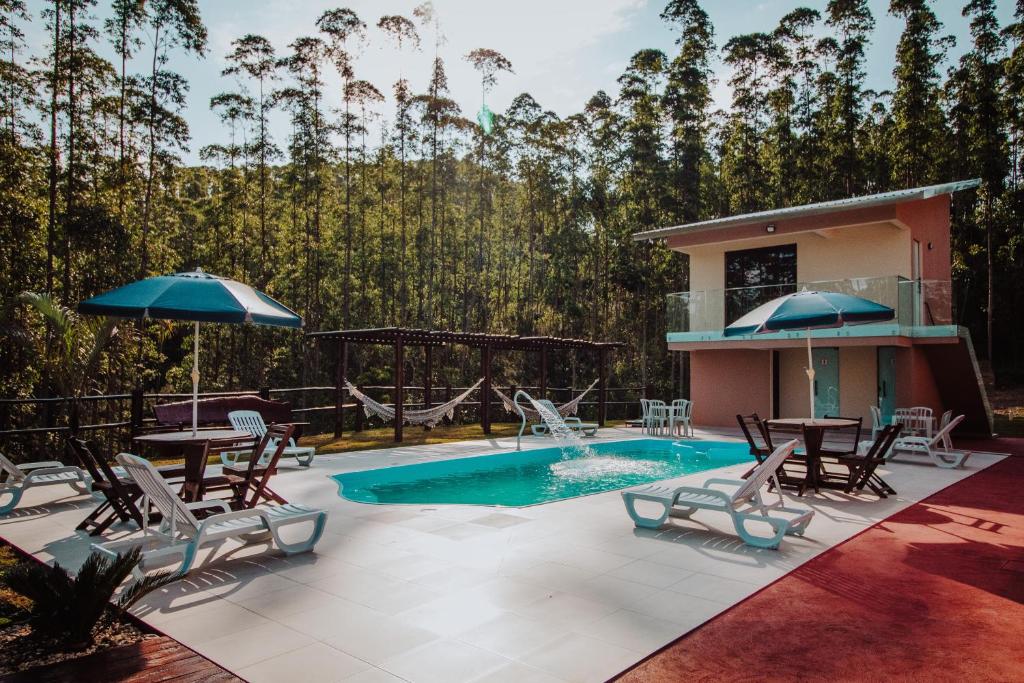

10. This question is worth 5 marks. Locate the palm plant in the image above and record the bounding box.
[18,292,118,432]
[2,547,174,650]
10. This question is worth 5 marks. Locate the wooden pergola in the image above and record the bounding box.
[307,327,623,443]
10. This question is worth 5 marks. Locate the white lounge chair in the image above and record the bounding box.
[621,439,813,549]
[0,452,92,515]
[888,414,971,469]
[92,453,327,577]
[222,410,315,468]
[530,400,598,437]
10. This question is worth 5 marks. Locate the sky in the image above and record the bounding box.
[23,0,1021,164]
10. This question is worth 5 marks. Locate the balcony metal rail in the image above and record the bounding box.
[666,276,953,334]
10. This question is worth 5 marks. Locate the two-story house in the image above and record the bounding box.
[633,180,993,436]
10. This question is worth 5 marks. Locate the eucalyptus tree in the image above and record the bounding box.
[345,78,383,323]
[660,0,714,223]
[223,33,276,282]
[465,47,512,326]
[824,0,874,197]
[318,8,366,326]
[104,0,145,209]
[947,0,1008,366]
[889,0,954,188]
[720,33,780,213]
[377,13,419,323]
[138,0,205,279]
[277,35,330,325]
[0,0,30,142]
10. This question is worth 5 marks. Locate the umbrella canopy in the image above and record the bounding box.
[78,269,302,327]
[79,269,301,435]
[724,290,894,337]
[724,290,894,417]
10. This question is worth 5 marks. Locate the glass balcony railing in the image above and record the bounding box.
[666,276,953,335]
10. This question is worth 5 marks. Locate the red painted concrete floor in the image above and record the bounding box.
[614,438,1024,682]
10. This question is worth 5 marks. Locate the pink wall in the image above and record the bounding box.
[894,346,944,415]
[691,349,771,427]
[898,195,952,282]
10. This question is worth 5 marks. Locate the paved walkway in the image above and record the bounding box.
[0,429,1009,682]
[616,438,1024,682]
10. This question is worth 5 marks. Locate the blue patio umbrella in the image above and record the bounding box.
[79,269,302,435]
[724,290,894,417]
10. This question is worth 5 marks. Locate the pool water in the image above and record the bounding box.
[332,439,753,507]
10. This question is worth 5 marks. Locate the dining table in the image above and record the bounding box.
[132,429,256,502]
[766,417,860,494]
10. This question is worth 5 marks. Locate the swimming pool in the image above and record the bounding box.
[332,438,753,507]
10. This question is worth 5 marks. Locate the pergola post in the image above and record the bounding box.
[539,347,548,400]
[394,335,404,442]
[481,343,492,434]
[334,339,347,438]
[598,346,608,426]
[423,346,433,431]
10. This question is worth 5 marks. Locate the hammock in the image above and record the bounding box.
[493,379,599,421]
[345,378,484,428]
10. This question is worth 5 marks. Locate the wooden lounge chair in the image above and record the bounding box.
[889,414,971,469]
[621,439,813,549]
[92,452,327,577]
[820,425,901,498]
[0,451,92,515]
[222,410,315,467]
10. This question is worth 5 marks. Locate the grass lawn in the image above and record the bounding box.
[306,420,630,455]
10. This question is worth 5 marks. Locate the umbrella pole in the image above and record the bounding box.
[192,321,200,437]
[805,328,815,419]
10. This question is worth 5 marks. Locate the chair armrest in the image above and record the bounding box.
[895,436,929,449]
[185,499,231,515]
[563,417,582,425]
[198,507,272,533]
[702,477,745,489]
[25,465,83,481]
[18,461,65,472]
[670,485,734,505]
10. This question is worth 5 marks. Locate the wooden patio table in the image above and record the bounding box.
[766,418,859,494]
[132,429,255,502]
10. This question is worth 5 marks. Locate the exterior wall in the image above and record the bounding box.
[839,346,877,421]
[894,346,944,416]
[684,222,911,298]
[690,349,771,427]
[777,346,876,423]
[899,195,952,282]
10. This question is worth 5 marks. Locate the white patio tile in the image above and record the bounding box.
[583,608,687,652]
[520,633,641,683]
[228,582,351,619]
[280,600,439,665]
[236,641,371,683]
[668,572,760,603]
[195,620,314,670]
[471,661,569,683]
[382,639,510,683]
[630,588,728,627]
[513,592,618,629]
[398,591,507,637]
[607,558,695,588]
[567,574,659,609]
[457,612,570,660]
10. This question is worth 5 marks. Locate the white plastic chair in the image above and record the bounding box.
[223,410,315,468]
[669,399,693,437]
[0,452,92,515]
[893,407,933,438]
[870,405,884,442]
[889,414,971,469]
[645,400,668,436]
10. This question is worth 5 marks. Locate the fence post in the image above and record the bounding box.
[444,384,453,424]
[130,387,144,436]
[259,386,270,400]
[334,340,347,438]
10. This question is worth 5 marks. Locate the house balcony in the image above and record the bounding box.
[665,276,958,348]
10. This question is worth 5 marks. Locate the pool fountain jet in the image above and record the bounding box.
[513,389,595,458]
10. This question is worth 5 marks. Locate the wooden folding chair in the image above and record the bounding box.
[831,425,901,497]
[225,423,294,509]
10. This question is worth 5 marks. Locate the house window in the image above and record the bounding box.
[725,244,797,324]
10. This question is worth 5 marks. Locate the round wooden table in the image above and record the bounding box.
[767,417,858,429]
[133,429,256,501]
[766,417,859,494]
